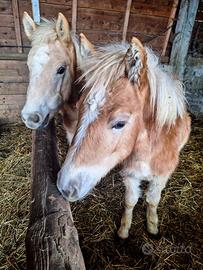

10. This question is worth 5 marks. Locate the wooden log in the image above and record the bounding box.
[169,0,199,80]
[26,120,86,270]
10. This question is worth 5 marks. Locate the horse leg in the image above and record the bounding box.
[118,176,141,239]
[62,103,78,145]
[145,176,168,235]
[65,120,77,144]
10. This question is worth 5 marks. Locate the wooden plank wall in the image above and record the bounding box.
[0,0,185,123]
[16,0,175,53]
[0,59,28,123]
[189,0,203,57]
[0,1,17,53]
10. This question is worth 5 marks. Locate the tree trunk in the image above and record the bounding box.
[26,120,86,270]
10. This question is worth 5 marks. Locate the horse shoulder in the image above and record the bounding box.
[150,113,191,176]
[123,128,152,179]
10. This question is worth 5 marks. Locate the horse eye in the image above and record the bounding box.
[57,66,66,75]
[112,121,126,130]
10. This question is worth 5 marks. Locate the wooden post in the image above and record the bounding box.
[122,0,132,42]
[12,0,23,53]
[72,0,77,33]
[26,120,86,270]
[32,0,40,24]
[161,0,179,56]
[170,0,199,80]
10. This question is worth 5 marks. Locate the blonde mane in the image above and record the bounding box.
[80,43,186,128]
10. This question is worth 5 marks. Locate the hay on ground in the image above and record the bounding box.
[0,117,202,270]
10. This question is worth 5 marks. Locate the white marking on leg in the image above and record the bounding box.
[146,175,169,234]
[118,175,141,239]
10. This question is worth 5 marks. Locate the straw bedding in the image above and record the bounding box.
[0,117,202,270]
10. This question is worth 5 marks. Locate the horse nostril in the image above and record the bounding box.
[62,189,70,198]
[21,113,26,122]
[62,185,78,199]
[71,187,78,198]
[29,113,41,124]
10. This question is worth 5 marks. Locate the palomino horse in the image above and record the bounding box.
[57,37,191,238]
[21,12,93,143]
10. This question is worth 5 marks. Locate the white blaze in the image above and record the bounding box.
[28,45,50,80]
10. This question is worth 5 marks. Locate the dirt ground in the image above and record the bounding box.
[0,116,202,270]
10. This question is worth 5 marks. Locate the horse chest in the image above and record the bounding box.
[123,159,152,180]
[132,160,152,179]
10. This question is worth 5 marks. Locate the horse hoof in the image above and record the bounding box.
[115,233,128,246]
[146,229,161,240]
[148,227,158,235]
[146,221,159,235]
[117,228,129,240]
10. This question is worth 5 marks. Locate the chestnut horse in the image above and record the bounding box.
[57,37,191,238]
[21,12,93,143]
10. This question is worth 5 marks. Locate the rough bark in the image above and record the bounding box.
[26,120,86,270]
[170,0,199,80]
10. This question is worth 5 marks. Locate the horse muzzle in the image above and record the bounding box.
[21,111,50,129]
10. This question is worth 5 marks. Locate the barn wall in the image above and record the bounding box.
[0,0,176,123]
[184,1,203,117]
[0,0,201,123]
[17,0,174,52]
[0,1,17,53]
[185,57,203,116]
[0,59,28,124]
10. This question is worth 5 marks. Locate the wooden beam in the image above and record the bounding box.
[32,0,40,24]
[26,120,86,270]
[12,0,23,53]
[72,0,77,33]
[122,0,132,42]
[0,53,27,61]
[161,0,179,57]
[170,0,199,80]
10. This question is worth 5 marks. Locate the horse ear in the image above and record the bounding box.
[125,37,146,83]
[56,13,71,44]
[79,33,95,57]
[23,12,36,41]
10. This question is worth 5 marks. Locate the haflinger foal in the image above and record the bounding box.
[21,12,93,143]
[57,37,191,238]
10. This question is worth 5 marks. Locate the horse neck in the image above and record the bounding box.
[63,40,83,107]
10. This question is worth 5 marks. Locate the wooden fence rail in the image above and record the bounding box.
[26,120,86,270]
